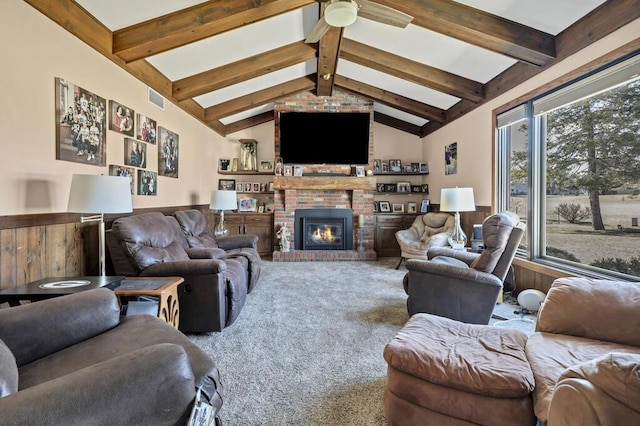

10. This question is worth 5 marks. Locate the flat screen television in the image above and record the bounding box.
[278,111,371,165]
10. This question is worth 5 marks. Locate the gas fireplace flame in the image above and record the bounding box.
[311,225,336,243]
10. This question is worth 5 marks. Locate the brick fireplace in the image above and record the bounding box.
[271,90,377,261]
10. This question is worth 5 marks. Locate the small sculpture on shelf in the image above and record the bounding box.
[276,223,291,252]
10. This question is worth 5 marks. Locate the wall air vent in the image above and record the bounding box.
[147,87,165,110]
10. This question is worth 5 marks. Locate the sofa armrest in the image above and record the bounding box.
[186,247,227,259]
[216,234,258,250]
[140,258,227,277]
[427,247,479,265]
[0,344,202,426]
[0,289,120,367]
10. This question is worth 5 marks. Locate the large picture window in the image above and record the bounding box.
[496,52,640,280]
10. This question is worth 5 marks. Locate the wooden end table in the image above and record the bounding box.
[113,277,183,329]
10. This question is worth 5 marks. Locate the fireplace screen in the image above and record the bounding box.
[302,219,344,250]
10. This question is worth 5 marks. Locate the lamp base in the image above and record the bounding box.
[214,211,228,237]
[448,211,467,250]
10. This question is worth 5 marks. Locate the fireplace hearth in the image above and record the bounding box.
[294,208,353,251]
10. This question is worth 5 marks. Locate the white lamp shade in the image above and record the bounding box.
[440,187,476,212]
[67,174,133,214]
[324,1,358,27]
[210,190,237,211]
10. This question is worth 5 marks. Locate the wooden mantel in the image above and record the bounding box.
[273,176,376,191]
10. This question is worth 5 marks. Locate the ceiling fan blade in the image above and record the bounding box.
[305,17,332,43]
[358,1,413,28]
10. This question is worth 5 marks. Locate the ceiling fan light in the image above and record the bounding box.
[324,1,358,27]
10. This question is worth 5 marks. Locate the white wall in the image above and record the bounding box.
[423,19,640,208]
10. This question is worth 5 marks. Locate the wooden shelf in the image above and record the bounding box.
[273,176,376,190]
[219,170,274,175]
[374,172,429,176]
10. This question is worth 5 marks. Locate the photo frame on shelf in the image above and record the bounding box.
[244,182,252,192]
[389,159,402,173]
[373,201,379,212]
[355,166,365,177]
[218,178,236,191]
[373,159,381,173]
[396,181,411,193]
[382,162,389,173]
[384,183,396,192]
[411,185,422,193]
[411,162,420,173]
[376,183,385,192]
[392,203,404,213]
[252,182,261,192]
[421,184,429,193]
[258,205,265,213]
[236,182,244,192]
[239,139,258,171]
[219,158,231,172]
[293,165,303,176]
[260,160,273,172]
[239,197,257,212]
[268,182,274,192]
[421,199,431,213]
[403,165,412,173]
[379,201,391,213]
[284,165,293,176]
[420,163,429,173]
[232,158,239,171]
[407,202,417,213]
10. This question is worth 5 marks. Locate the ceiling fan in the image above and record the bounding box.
[305,0,413,43]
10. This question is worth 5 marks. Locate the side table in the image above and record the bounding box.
[0,276,125,306]
[113,277,183,329]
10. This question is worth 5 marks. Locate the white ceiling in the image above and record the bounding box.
[76,0,607,128]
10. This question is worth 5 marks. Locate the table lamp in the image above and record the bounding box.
[440,187,476,250]
[67,174,133,276]
[210,190,238,236]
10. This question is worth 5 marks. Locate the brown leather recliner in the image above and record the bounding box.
[110,211,248,333]
[173,209,262,293]
[403,211,525,324]
[0,288,222,425]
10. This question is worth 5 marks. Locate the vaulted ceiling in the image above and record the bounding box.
[25,0,640,137]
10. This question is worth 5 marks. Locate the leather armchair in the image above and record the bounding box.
[394,212,455,269]
[110,211,248,332]
[403,211,525,324]
[174,209,262,293]
[0,288,222,425]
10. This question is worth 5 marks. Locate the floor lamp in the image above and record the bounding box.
[67,174,133,276]
[210,190,238,237]
[440,187,476,250]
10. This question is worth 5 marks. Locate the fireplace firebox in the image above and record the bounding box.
[294,209,353,251]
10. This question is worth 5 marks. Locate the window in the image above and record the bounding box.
[496,52,640,280]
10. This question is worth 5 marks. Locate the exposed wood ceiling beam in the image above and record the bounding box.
[204,75,317,123]
[373,112,422,136]
[334,75,445,123]
[340,39,484,103]
[113,0,315,63]
[223,111,275,136]
[316,26,343,96]
[173,41,317,101]
[376,0,556,66]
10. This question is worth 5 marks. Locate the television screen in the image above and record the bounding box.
[278,112,371,165]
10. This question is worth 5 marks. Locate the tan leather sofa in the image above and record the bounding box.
[526,277,640,425]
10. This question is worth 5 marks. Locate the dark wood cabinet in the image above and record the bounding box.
[374,214,420,257]
[218,213,274,257]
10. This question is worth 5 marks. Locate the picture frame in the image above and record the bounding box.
[219,158,232,172]
[421,184,429,193]
[376,183,386,193]
[355,166,365,177]
[392,203,405,213]
[135,113,156,144]
[384,183,396,192]
[379,201,391,213]
[260,160,273,172]
[158,126,179,178]
[109,99,135,137]
[407,202,417,213]
[268,182,274,192]
[403,165,412,173]
[373,159,381,173]
[252,182,261,192]
[284,165,293,176]
[420,162,429,174]
[239,139,258,171]
[411,162,420,173]
[265,203,274,212]
[124,138,147,168]
[55,78,107,166]
[236,182,244,192]
[244,182,252,192]
[373,201,379,212]
[421,199,431,213]
[382,162,389,173]
[293,165,303,176]
[218,178,236,191]
[258,205,265,213]
[238,197,257,212]
[232,158,239,172]
[109,164,135,195]
[411,185,422,193]
[396,181,411,193]
[137,170,157,196]
[389,159,402,173]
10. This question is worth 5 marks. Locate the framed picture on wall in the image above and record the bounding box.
[55,78,107,166]
[158,126,179,178]
[109,164,135,195]
[137,170,157,196]
[136,113,156,144]
[109,99,134,137]
[124,138,146,168]
[379,201,391,213]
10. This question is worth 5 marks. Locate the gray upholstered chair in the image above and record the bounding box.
[394,212,455,269]
[403,211,525,324]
